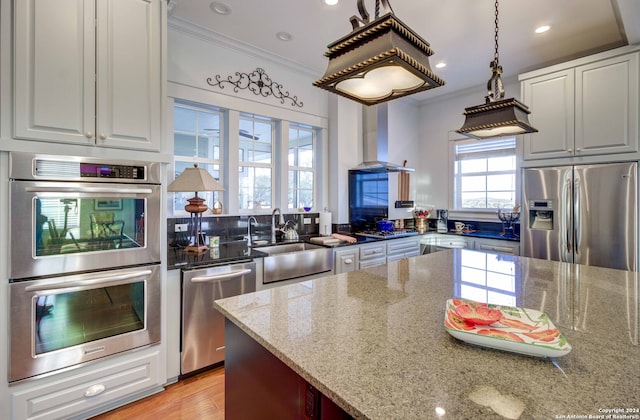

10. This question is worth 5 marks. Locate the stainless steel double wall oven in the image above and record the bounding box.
[8,152,162,383]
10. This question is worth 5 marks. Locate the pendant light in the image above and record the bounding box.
[457,0,538,139]
[313,0,445,106]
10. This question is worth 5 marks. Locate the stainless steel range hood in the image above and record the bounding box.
[352,103,415,172]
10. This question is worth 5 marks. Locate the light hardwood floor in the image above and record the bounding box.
[92,367,225,419]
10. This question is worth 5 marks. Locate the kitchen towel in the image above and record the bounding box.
[319,212,332,236]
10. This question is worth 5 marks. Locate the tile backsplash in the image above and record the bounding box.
[167,212,321,249]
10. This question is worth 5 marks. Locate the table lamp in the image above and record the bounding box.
[167,164,224,254]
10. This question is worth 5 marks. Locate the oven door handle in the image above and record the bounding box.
[24,269,153,293]
[190,268,253,283]
[25,186,153,194]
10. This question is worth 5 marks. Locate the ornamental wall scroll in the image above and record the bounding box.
[206,68,304,108]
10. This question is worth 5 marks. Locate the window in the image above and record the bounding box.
[452,138,516,210]
[288,124,315,209]
[238,114,274,210]
[171,101,320,215]
[39,198,80,238]
[173,103,222,214]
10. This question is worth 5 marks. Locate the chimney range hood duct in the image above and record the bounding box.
[352,103,414,172]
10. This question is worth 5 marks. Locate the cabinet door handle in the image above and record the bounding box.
[99,133,107,140]
[567,148,573,153]
[85,131,93,138]
[344,258,353,264]
[575,147,581,152]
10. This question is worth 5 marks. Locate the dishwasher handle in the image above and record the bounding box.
[190,268,253,283]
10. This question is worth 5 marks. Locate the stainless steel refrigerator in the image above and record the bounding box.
[522,162,638,271]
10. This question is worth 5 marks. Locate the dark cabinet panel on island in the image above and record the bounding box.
[224,319,352,419]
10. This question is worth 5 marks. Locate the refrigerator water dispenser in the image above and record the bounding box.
[528,200,554,230]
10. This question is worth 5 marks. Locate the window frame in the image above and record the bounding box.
[172,101,224,217]
[448,135,522,217]
[169,99,323,217]
[287,123,317,210]
[237,113,276,212]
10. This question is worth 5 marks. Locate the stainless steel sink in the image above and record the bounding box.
[256,242,333,283]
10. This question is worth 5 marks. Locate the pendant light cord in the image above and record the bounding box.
[486,0,505,103]
[493,0,499,66]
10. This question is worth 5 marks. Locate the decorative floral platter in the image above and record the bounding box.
[444,298,572,358]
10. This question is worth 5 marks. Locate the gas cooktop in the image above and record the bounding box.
[355,229,419,239]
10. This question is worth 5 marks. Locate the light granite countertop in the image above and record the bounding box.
[214,249,640,419]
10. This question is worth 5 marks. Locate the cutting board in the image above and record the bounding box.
[310,236,342,245]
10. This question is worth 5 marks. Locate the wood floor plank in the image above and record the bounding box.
[91,367,225,419]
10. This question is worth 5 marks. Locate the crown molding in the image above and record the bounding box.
[167,16,321,79]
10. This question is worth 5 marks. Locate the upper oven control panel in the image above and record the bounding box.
[80,163,145,180]
[9,152,161,184]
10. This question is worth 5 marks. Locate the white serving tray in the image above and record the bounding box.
[444,299,572,358]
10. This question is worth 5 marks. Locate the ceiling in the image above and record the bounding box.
[169,0,640,103]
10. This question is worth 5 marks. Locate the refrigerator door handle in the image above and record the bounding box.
[563,175,573,258]
[573,175,581,263]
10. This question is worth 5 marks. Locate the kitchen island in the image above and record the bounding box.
[214,249,639,419]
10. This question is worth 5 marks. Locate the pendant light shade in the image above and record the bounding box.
[313,0,445,105]
[168,164,224,254]
[457,98,538,140]
[457,0,538,139]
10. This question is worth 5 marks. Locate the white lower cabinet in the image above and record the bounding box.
[333,238,421,273]
[11,348,163,420]
[473,238,520,255]
[358,242,387,269]
[386,237,421,262]
[334,246,359,274]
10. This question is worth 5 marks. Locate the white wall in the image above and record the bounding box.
[415,79,521,210]
[167,22,329,124]
[327,96,360,224]
[387,100,421,168]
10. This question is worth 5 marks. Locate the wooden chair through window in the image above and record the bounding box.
[90,212,125,248]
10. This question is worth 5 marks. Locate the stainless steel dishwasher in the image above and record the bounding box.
[181,260,256,376]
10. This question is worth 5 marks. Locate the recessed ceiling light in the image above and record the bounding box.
[435,62,447,69]
[324,0,339,5]
[276,31,293,41]
[210,1,231,15]
[535,25,550,34]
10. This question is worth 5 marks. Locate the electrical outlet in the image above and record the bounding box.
[175,223,188,232]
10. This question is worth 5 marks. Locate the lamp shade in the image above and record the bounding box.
[167,164,225,193]
[313,12,445,105]
[456,98,538,140]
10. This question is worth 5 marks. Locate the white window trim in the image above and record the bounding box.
[171,101,224,217]
[167,95,326,217]
[447,133,523,222]
[236,114,276,214]
[287,123,317,210]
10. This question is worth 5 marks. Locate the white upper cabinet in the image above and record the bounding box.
[575,54,638,156]
[521,48,639,161]
[522,69,575,159]
[14,0,162,151]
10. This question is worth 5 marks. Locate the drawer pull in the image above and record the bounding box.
[344,258,353,264]
[479,244,513,253]
[84,384,106,398]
